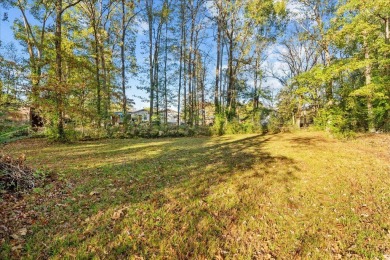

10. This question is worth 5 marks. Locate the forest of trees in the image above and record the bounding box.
[0,0,389,140]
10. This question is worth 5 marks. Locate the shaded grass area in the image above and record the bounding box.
[1,131,390,259]
[0,124,29,144]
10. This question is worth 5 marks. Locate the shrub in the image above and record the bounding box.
[211,114,225,136]
[314,108,355,138]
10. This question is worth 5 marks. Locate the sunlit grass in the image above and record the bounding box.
[1,131,389,259]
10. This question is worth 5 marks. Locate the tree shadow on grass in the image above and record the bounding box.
[15,134,301,258]
[288,135,330,148]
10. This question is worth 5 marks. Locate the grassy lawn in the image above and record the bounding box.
[1,131,390,259]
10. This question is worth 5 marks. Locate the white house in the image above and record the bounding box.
[158,109,178,124]
[130,109,150,122]
[112,109,180,125]
[111,110,149,124]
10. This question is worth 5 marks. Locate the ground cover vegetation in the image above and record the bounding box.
[0,0,388,141]
[0,131,389,258]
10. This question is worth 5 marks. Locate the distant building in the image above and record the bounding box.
[131,109,150,123]
[4,107,30,122]
[158,109,178,124]
[111,109,182,125]
[111,109,149,125]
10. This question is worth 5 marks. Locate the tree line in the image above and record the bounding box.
[0,0,388,140]
[275,0,389,135]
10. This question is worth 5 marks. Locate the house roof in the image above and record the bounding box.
[131,109,149,114]
[158,109,178,114]
[113,109,179,115]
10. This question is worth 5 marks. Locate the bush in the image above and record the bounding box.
[266,114,284,134]
[211,114,225,135]
[314,108,355,138]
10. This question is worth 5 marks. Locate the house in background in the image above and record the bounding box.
[158,109,178,124]
[111,109,149,125]
[112,109,181,125]
[1,106,44,127]
[131,109,150,123]
[3,107,30,122]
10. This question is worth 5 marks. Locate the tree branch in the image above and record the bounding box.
[61,0,83,15]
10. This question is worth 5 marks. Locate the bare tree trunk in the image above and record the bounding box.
[187,5,194,126]
[55,0,65,140]
[121,0,127,127]
[227,34,234,120]
[324,44,333,103]
[364,34,375,133]
[147,0,154,124]
[183,29,187,124]
[202,66,206,125]
[219,41,224,112]
[253,57,259,109]
[155,55,159,117]
[92,25,102,126]
[214,5,221,115]
[98,31,108,128]
[177,1,185,125]
[164,22,168,124]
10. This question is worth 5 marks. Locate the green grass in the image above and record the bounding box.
[0,123,29,144]
[1,131,390,259]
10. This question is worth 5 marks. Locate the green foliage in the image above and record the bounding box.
[44,124,80,142]
[225,119,242,134]
[0,124,29,143]
[265,114,283,134]
[373,99,390,131]
[314,108,356,138]
[211,114,225,136]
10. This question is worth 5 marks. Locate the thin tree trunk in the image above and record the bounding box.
[253,57,258,109]
[364,34,375,133]
[202,65,206,125]
[164,22,168,124]
[92,24,101,127]
[55,0,65,140]
[147,0,154,124]
[188,6,194,126]
[227,35,234,120]
[214,11,221,115]
[177,2,185,125]
[183,29,187,124]
[324,44,333,103]
[98,31,108,128]
[219,41,224,111]
[121,0,127,127]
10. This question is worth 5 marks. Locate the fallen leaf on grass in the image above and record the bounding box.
[112,207,128,220]
[10,234,19,240]
[11,245,23,251]
[89,191,99,196]
[11,228,27,239]
[18,228,27,236]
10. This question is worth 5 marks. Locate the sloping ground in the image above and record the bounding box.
[1,131,389,259]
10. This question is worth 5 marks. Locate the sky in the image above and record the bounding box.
[0,1,288,111]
